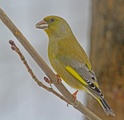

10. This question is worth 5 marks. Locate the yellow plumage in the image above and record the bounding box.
[36,15,115,116]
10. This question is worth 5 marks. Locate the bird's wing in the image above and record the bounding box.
[57,55,104,98]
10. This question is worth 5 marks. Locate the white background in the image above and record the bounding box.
[0,0,91,120]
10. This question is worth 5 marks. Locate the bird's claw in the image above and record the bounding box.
[56,74,62,83]
[72,90,78,102]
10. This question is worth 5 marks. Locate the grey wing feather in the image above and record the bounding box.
[74,65,104,98]
[57,55,104,99]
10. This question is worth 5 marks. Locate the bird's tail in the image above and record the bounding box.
[97,98,115,116]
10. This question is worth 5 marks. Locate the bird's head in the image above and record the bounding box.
[36,15,72,37]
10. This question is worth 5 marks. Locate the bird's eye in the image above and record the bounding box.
[51,18,55,22]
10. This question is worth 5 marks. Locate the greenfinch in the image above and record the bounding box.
[36,15,115,116]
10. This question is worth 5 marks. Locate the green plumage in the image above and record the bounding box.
[36,15,115,116]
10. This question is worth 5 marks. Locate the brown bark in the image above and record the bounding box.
[87,0,124,120]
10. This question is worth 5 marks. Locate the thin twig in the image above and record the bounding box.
[9,40,69,104]
[0,8,102,120]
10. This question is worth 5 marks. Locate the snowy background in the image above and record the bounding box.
[0,0,91,120]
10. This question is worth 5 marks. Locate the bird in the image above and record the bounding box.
[35,15,115,116]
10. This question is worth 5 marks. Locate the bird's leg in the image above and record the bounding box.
[72,90,78,101]
[44,77,52,86]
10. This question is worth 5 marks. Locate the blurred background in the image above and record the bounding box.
[0,0,91,120]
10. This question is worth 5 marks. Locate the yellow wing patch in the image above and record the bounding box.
[94,81,99,88]
[66,66,87,86]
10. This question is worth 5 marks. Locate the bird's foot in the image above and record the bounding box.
[56,74,62,83]
[66,90,78,106]
[72,90,78,101]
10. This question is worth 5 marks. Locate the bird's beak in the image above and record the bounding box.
[35,20,48,29]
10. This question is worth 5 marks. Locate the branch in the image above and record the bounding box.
[9,40,69,104]
[0,8,102,120]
